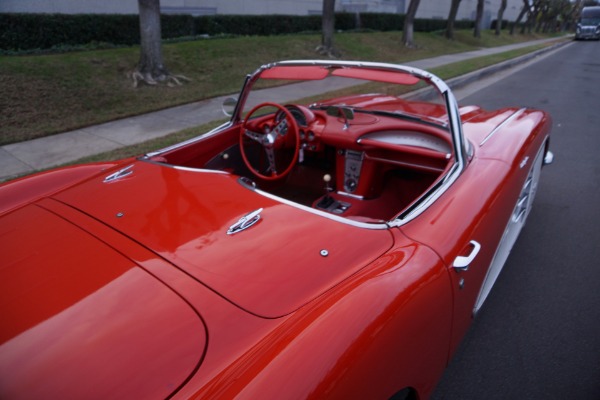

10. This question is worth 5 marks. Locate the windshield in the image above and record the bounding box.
[148,60,466,227]
[240,63,450,130]
[581,17,600,25]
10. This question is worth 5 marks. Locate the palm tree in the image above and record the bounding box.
[445,0,462,40]
[402,0,421,47]
[133,0,188,87]
[317,0,338,57]
[496,0,507,35]
[474,0,484,38]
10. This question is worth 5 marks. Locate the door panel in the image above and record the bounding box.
[401,157,524,355]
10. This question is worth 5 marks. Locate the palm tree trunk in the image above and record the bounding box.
[495,0,507,35]
[474,0,484,38]
[445,0,462,40]
[402,0,420,47]
[510,0,529,35]
[318,0,337,57]
[136,0,168,84]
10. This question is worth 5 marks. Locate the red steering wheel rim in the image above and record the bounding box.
[240,102,300,181]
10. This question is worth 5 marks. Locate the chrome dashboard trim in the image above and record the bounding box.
[358,130,451,153]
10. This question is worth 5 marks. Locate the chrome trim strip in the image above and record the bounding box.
[389,162,461,227]
[479,108,526,146]
[170,165,230,174]
[141,159,230,174]
[139,161,384,229]
[142,160,383,229]
[337,191,364,200]
[144,121,232,158]
[238,178,389,230]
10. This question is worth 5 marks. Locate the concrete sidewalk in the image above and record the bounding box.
[0,37,569,182]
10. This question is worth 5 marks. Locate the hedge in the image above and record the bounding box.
[0,12,474,52]
[490,19,510,30]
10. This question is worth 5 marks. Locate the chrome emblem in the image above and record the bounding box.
[104,165,134,183]
[227,208,263,235]
[519,156,529,169]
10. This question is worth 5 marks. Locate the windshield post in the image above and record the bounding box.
[230,74,253,124]
[444,88,468,172]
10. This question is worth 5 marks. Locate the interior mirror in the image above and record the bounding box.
[222,97,238,117]
[327,106,354,129]
[326,106,354,120]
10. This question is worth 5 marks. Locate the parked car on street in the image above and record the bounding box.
[0,60,553,399]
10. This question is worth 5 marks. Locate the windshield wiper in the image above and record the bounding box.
[312,104,447,129]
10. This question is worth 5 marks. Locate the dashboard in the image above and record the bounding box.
[277,103,454,197]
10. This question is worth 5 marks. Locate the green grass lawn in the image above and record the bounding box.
[0,30,564,146]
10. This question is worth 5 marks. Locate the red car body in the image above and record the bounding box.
[0,61,552,399]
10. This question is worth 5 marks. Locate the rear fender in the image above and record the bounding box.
[195,233,452,400]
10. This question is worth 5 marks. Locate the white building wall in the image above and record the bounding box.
[0,0,139,14]
[416,0,523,23]
[163,0,325,16]
[0,0,324,15]
[339,0,404,14]
[0,0,524,22]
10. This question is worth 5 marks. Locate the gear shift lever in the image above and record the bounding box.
[323,174,333,193]
[317,174,335,209]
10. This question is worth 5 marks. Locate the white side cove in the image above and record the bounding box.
[473,144,545,315]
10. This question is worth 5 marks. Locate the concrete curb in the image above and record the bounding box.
[445,39,571,92]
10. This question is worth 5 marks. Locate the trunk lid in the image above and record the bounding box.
[54,161,394,317]
[0,203,206,399]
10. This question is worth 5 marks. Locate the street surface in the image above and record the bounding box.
[432,40,600,399]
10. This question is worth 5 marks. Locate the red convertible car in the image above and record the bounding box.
[0,61,553,399]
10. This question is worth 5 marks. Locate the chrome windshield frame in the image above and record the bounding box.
[146,60,469,228]
[235,60,467,170]
[233,60,468,225]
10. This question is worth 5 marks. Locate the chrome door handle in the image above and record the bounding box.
[453,240,481,271]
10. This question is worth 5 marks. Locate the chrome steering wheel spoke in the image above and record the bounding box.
[244,129,264,144]
[264,147,277,175]
[273,118,288,137]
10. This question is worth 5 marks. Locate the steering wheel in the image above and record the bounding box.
[240,102,300,181]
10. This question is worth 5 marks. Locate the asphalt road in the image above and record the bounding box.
[432,41,600,399]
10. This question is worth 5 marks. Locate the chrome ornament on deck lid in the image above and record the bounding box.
[103,165,134,183]
[227,208,263,235]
